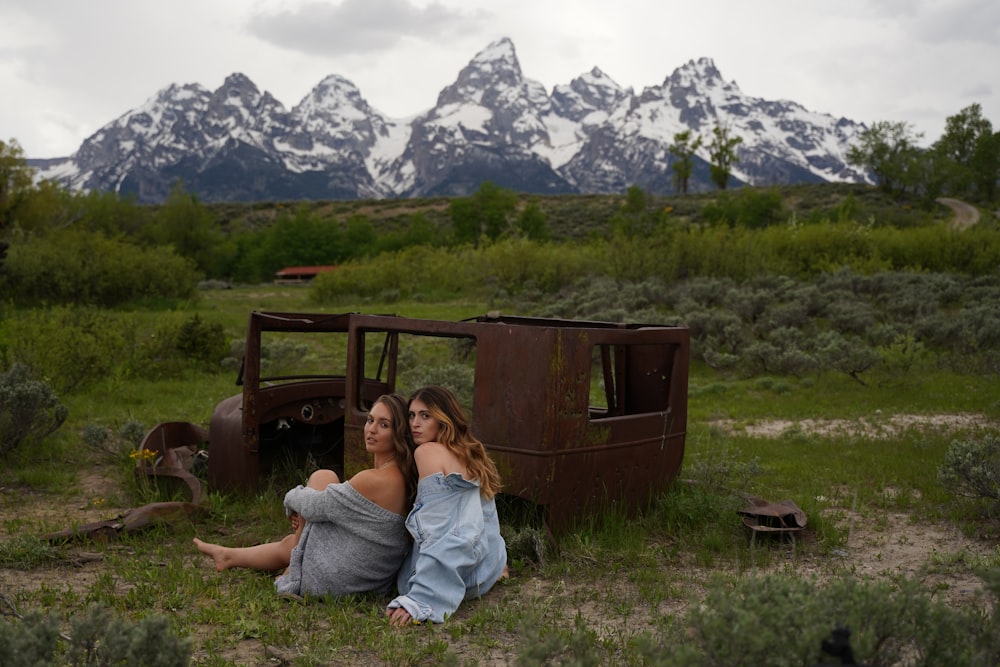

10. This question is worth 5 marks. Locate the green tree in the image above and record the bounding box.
[5,179,81,234]
[238,206,346,281]
[707,125,742,190]
[847,121,924,195]
[0,138,35,231]
[933,103,999,202]
[609,185,669,240]
[344,214,377,258]
[144,181,228,276]
[1,227,197,307]
[516,200,550,240]
[376,212,443,253]
[449,181,519,246]
[669,130,703,194]
[77,189,150,238]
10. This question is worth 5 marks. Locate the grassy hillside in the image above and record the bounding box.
[204,183,958,240]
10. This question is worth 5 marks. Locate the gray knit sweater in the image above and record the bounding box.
[275,482,409,597]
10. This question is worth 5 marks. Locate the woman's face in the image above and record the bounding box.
[408,398,441,446]
[364,401,396,458]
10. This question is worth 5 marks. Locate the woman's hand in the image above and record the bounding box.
[386,606,415,627]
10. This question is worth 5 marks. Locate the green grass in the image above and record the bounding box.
[2,287,999,665]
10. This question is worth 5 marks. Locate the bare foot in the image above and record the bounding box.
[500,564,510,580]
[289,512,304,533]
[193,538,235,572]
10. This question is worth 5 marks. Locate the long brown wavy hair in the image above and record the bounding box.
[373,393,418,509]
[408,385,502,499]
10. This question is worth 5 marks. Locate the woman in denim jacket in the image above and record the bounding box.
[386,385,508,625]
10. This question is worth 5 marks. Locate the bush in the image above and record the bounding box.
[0,363,68,457]
[174,314,228,369]
[939,435,1000,502]
[513,572,1000,667]
[0,602,191,667]
[124,313,230,379]
[5,307,133,393]
[702,188,787,228]
[644,573,1000,667]
[0,228,198,307]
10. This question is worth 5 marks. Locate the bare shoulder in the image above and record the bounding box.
[414,442,466,478]
[347,468,377,492]
[348,466,406,514]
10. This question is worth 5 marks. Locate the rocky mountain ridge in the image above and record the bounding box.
[32,37,870,203]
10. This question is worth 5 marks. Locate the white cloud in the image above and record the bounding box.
[1,0,996,157]
[246,0,489,55]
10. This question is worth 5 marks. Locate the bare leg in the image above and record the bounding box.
[193,534,299,572]
[306,469,341,490]
[194,470,342,573]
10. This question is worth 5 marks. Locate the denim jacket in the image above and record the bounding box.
[387,472,507,623]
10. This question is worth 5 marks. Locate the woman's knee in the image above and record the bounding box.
[306,469,341,490]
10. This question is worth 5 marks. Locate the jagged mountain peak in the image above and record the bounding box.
[436,36,526,107]
[555,67,631,115]
[470,37,520,70]
[220,72,258,91]
[156,81,212,102]
[209,72,284,113]
[664,57,730,89]
[293,74,370,117]
[32,37,870,203]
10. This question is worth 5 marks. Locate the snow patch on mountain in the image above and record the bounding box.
[32,38,870,203]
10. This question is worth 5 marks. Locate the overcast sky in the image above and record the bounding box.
[2,0,997,159]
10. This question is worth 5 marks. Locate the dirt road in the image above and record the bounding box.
[937,197,981,229]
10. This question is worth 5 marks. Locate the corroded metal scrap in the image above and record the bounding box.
[41,423,209,543]
[134,421,209,505]
[739,496,808,533]
[42,501,206,543]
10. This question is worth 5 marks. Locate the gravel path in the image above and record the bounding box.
[937,197,981,229]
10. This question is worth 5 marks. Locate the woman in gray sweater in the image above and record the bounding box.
[194,393,416,598]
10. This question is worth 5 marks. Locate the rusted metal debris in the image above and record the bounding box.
[739,496,808,533]
[134,421,209,505]
[42,501,206,543]
[42,424,209,543]
[134,311,690,534]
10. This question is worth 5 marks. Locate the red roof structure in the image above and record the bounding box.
[274,266,336,283]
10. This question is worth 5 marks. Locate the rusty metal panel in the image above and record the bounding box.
[343,312,690,532]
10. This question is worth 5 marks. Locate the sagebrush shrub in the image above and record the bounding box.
[0,363,68,457]
[0,603,191,667]
[174,314,228,368]
[939,435,1000,502]
[648,573,999,667]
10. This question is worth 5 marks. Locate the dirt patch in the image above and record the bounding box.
[713,412,997,439]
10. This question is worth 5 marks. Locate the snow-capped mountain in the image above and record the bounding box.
[32,38,869,204]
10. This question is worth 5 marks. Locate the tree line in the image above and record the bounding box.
[846,103,999,204]
[0,101,996,306]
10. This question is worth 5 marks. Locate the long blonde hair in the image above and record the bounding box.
[409,385,502,499]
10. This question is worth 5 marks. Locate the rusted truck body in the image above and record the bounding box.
[143,311,690,533]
